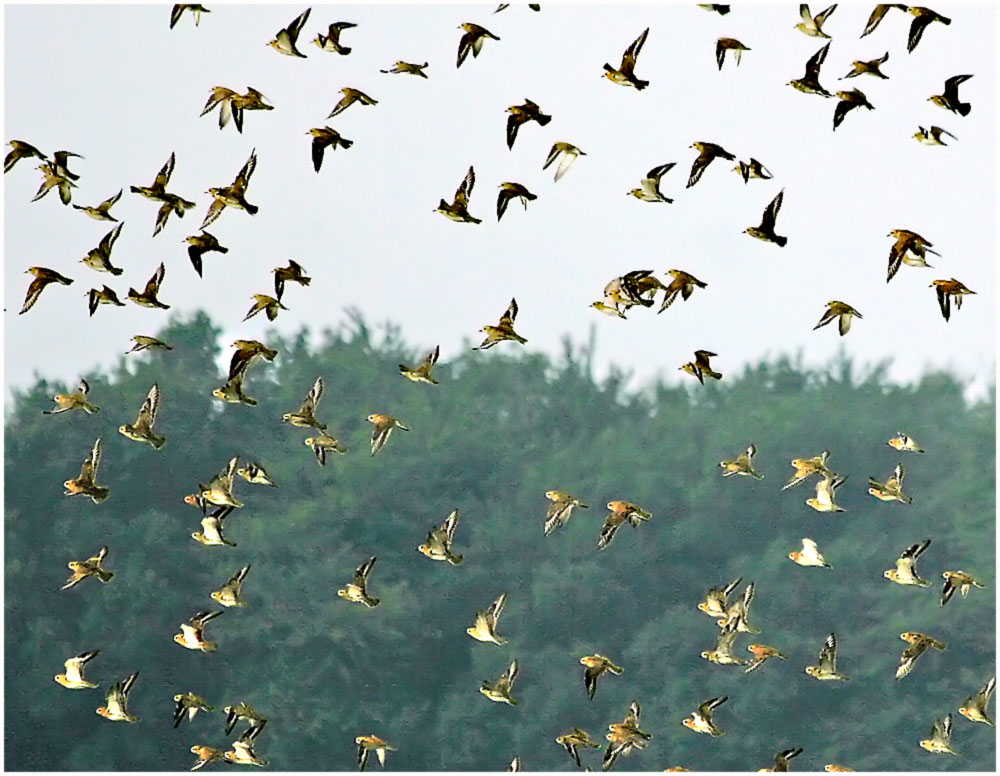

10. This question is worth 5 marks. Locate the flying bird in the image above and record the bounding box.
[603,27,649,89]
[913,125,957,145]
[930,278,976,321]
[54,650,100,689]
[896,631,946,680]
[833,88,874,130]
[96,672,139,723]
[687,141,736,187]
[789,42,833,96]
[716,38,750,69]
[170,4,210,28]
[367,413,409,456]
[480,658,519,705]
[337,556,380,608]
[629,163,676,203]
[744,189,787,246]
[474,298,527,350]
[185,232,228,277]
[417,508,464,565]
[467,592,509,645]
[940,570,986,606]
[907,6,951,53]
[682,696,728,736]
[929,74,973,116]
[20,267,73,314]
[81,223,124,275]
[919,714,958,755]
[883,539,931,586]
[63,438,110,504]
[860,4,908,37]
[841,52,889,79]
[380,61,429,77]
[496,182,537,221]
[308,127,353,172]
[457,23,500,68]
[126,262,170,309]
[796,4,838,37]
[805,633,849,681]
[506,99,550,150]
[719,444,763,479]
[789,537,831,568]
[73,189,122,221]
[61,545,114,590]
[813,300,862,336]
[119,384,165,449]
[580,654,623,700]
[399,345,440,385]
[268,7,311,57]
[544,490,589,536]
[314,21,356,54]
[543,142,585,182]
[436,165,481,223]
[202,148,258,229]
[45,379,99,415]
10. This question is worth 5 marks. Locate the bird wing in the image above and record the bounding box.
[761,189,784,231]
[805,41,831,76]
[153,153,175,190]
[819,633,837,672]
[455,166,476,206]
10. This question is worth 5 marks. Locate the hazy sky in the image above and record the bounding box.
[4,2,995,400]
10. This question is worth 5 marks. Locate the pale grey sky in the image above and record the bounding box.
[4,2,995,400]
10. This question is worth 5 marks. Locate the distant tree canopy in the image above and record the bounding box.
[4,311,995,772]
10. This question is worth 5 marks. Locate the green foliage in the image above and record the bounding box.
[4,311,994,771]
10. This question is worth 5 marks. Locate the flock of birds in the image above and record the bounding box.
[7,2,992,772]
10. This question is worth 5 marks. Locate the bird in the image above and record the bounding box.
[32,161,77,204]
[506,99,551,150]
[720,581,761,634]
[699,4,731,13]
[283,376,326,430]
[307,127,353,173]
[697,577,742,620]
[20,266,73,314]
[508,758,521,772]
[744,189,787,246]
[789,537,831,568]
[805,633,849,680]
[63,438,110,504]
[467,592,508,645]
[436,165,481,223]
[603,27,649,89]
[457,23,500,68]
[814,300,862,336]
[629,163,676,203]
[682,696,728,735]
[174,610,223,652]
[367,413,409,457]
[86,285,125,316]
[687,142,736,188]
[119,384,166,449]
[61,546,114,590]
[733,158,773,183]
[882,539,931,587]
[129,153,196,236]
[481,658,519,705]
[213,370,257,406]
[328,87,377,118]
[54,650,100,689]
[356,734,394,771]
[130,151,177,199]
[380,61,428,77]
[841,51,890,79]
[887,228,939,282]
[211,565,251,608]
[543,142,586,182]
[907,6,951,53]
[304,432,348,465]
[474,298,527,350]
[580,654,623,700]
[861,3,908,37]
[824,765,855,772]
[73,189,122,221]
[745,644,789,673]
[223,702,267,736]
[268,7,311,56]
[127,262,169,309]
[782,450,833,490]
[81,223,124,275]
[896,632,946,680]
[658,269,707,312]
[598,500,651,550]
[833,88,875,130]
[796,4,837,37]
[700,619,747,666]
[5,139,46,173]
[236,460,277,487]
[189,746,225,771]
[185,232,228,277]
[417,509,464,565]
[929,74,973,116]
[173,692,215,727]
[716,38,750,69]
[399,345,440,385]
[314,21,357,54]
[931,278,976,321]
[96,671,139,722]
[126,335,172,354]
[170,4,210,28]
[226,339,276,382]
[603,701,651,771]
[959,676,995,725]
[759,748,804,772]
[224,721,269,767]
[191,505,237,547]
[45,379,99,415]
[202,149,258,229]
[200,86,240,130]
[887,432,924,453]
[680,350,722,384]
[271,260,310,300]
[496,182,537,221]
[940,570,986,606]
[869,462,912,503]
[555,728,602,768]
[544,490,589,536]
[200,456,243,508]
[591,301,628,319]
[919,714,959,755]
[719,444,763,479]
[243,293,287,322]
[914,125,957,145]
[806,473,847,512]
[789,41,833,97]
[496,3,541,10]
[338,556,380,608]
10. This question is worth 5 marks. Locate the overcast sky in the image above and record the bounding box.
[4,2,995,401]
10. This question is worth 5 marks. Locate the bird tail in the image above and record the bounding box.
[91,487,111,504]
[246,204,259,215]
[634,79,650,90]
[151,435,167,450]
[447,553,464,566]
[537,114,552,126]
[958,102,971,117]
[96,569,114,583]
[775,235,788,247]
